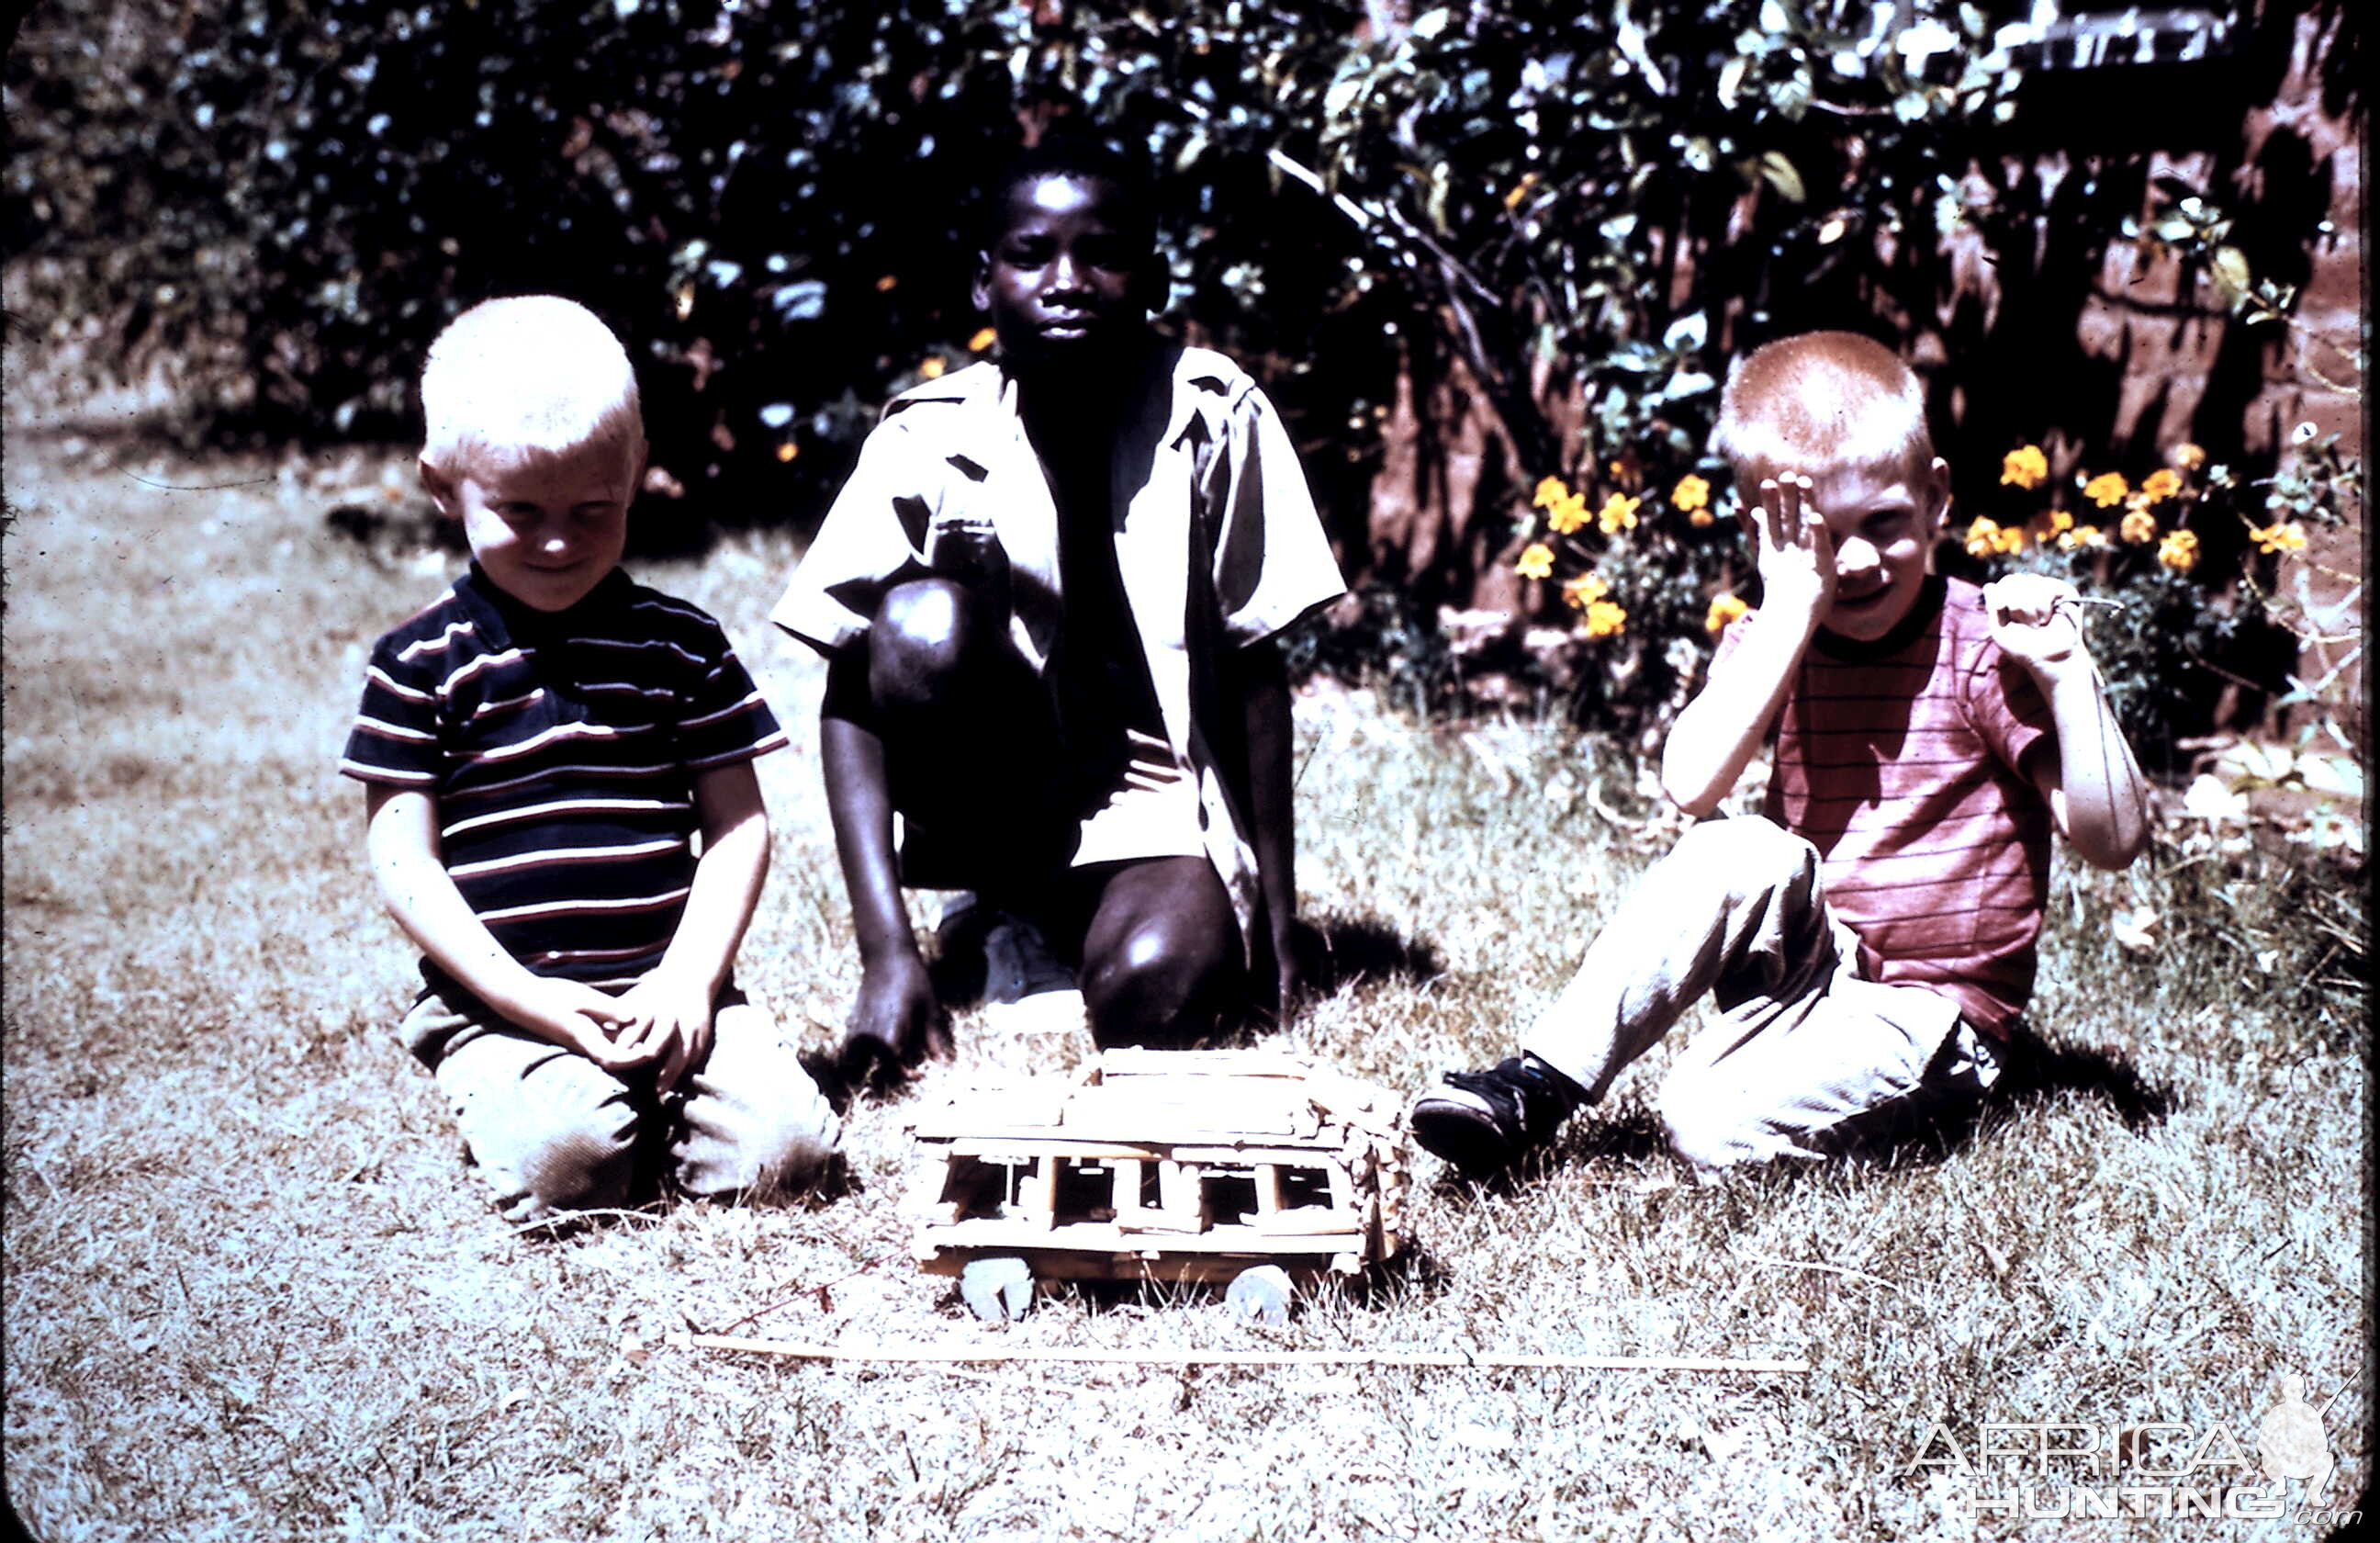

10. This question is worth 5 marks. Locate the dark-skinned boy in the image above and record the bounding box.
[771,134,1344,1089]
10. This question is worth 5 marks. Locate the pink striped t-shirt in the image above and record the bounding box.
[1716,576,2056,1037]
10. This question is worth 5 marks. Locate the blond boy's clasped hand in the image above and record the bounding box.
[497,976,646,1072]
[611,969,720,1091]
[1743,473,1836,623]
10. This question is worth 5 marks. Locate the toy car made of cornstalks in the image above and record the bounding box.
[906,1048,1409,1287]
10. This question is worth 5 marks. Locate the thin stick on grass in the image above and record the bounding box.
[667,1332,1812,1375]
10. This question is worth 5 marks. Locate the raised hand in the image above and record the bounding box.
[1740,472,1836,624]
[1982,572,2088,678]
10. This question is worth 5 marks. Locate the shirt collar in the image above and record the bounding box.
[453,562,634,647]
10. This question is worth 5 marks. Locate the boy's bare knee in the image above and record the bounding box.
[871,579,975,693]
[1083,918,1236,1045]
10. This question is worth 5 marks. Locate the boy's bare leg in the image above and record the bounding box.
[865,578,1063,861]
[1074,855,1244,1048]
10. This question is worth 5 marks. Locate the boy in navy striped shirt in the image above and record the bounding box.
[1413,332,2149,1179]
[342,296,836,1225]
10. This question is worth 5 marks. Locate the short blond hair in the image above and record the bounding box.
[420,296,643,474]
[1710,331,1932,487]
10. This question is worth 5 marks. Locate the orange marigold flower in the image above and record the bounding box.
[1516,543,1555,580]
[1690,509,1716,527]
[875,274,898,292]
[1545,491,1591,535]
[2001,445,2049,490]
[968,326,998,352]
[2058,523,2106,551]
[2046,508,2073,535]
[1596,493,1641,535]
[1992,524,2027,555]
[1705,593,1750,634]
[2119,507,2158,544]
[918,356,947,380]
[2173,442,2206,470]
[1671,474,1712,513]
[1560,572,1611,609]
[2158,529,2200,572]
[1582,599,1627,638]
[1964,516,2003,558]
[2252,521,2307,554]
[2140,467,2184,504]
[2082,472,2128,509]
[1532,475,1571,510]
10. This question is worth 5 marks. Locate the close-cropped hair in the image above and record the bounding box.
[982,122,1159,251]
[419,296,644,474]
[1709,331,1933,486]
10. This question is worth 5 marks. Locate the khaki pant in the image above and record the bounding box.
[400,987,840,1225]
[1521,817,2003,1173]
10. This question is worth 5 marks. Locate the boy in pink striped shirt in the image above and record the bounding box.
[1413,332,2149,1177]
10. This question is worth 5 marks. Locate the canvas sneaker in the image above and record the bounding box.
[1409,1054,1581,1178]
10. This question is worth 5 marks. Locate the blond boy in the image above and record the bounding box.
[341,296,836,1224]
[1412,331,2149,1177]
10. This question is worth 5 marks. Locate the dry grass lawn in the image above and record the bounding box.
[3,400,2369,1539]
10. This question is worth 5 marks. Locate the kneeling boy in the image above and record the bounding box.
[1413,331,2149,1177]
[342,296,837,1224]
[772,131,1344,1086]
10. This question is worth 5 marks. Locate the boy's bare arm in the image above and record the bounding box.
[1232,638,1301,1014]
[1661,475,1831,815]
[612,760,771,1089]
[1984,574,2150,870]
[820,645,949,1081]
[362,783,647,1069]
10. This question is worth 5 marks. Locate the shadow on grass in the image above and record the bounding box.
[1299,910,1445,995]
[1993,1031,2179,1132]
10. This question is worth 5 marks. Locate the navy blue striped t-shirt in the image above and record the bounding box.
[340,564,787,1002]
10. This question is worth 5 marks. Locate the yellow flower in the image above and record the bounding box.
[2046,508,2073,535]
[1532,475,1571,510]
[918,355,947,380]
[1993,524,2027,555]
[1689,509,1716,527]
[1705,593,1749,634]
[1560,573,1611,610]
[1671,474,1712,513]
[2057,523,2106,551]
[2251,521,2307,554]
[1964,516,2003,558]
[2119,507,2158,544]
[1545,491,1590,535]
[1503,171,1540,211]
[2158,528,2200,572]
[1597,493,1641,535]
[1582,599,1627,639]
[968,326,998,352]
[875,274,899,292]
[1515,543,1555,580]
[2173,442,2206,470]
[2139,467,2183,504]
[2083,472,2128,509]
[2000,445,2049,490]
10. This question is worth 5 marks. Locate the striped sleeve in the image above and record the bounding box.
[1962,629,2056,782]
[676,619,788,770]
[340,636,444,784]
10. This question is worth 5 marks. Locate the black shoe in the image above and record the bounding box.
[1410,1055,1580,1178]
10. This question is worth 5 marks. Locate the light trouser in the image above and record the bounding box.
[400,987,840,1225]
[1520,817,2003,1173]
